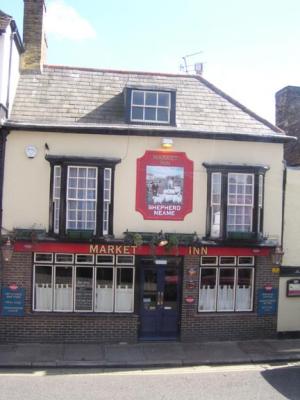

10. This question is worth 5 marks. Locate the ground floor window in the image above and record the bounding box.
[198,256,254,312]
[33,253,135,313]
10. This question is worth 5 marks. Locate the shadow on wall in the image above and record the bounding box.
[78,93,124,124]
[261,366,300,400]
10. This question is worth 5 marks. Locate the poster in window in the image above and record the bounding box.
[136,151,193,220]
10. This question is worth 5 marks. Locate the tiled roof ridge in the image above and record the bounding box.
[44,64,199,79]
[194,74,283,134]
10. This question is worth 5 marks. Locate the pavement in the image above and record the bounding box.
[1,338,300,368]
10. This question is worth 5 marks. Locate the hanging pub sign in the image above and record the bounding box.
[136,151,193,220]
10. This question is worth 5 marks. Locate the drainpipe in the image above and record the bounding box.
[281,161,287,250]
[0,127,9,232]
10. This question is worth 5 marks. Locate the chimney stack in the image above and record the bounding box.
[21,0,47,73]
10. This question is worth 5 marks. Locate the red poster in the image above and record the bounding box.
[136,151,193,220]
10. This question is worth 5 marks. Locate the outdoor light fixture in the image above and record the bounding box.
[271,246,284,266]
[1,238,14,262]
[157,231,168,247]
[161,138,173,149]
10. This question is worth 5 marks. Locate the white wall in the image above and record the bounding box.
[0,24,20,115]
[2,130,284,239]
[277,166,300,332]
[282,167,300,266]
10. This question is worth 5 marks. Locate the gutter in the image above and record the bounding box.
[3,121,297,144]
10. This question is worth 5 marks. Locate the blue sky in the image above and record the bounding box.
[2,0,300,123]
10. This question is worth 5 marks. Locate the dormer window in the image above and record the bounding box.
[125,87,176,125]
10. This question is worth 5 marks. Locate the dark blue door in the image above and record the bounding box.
[139,258,182,340]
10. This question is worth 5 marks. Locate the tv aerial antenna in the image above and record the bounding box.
[180,51,204,75]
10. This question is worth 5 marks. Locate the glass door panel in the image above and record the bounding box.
[163,268,178,310]
[143,268,158,311]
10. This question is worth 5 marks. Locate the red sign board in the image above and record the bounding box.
[14,241,271,257]
[136,151,193,220]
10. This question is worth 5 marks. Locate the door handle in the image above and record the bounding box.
[158,291,164,306]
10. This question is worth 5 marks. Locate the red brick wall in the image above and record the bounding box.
[0,252,138,343]
[180,255,279,341]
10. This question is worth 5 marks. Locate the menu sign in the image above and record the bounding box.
[1,287,25,316]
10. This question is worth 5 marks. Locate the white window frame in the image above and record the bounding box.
[66,166,98,233]
[238,256,255,266]
[33,253,135,313]
[103,168,112,235]
[34,253,54,264]
[114,266,135,313]
[74,265,94,313]
[53,265,74,312]
[94,266,115,313]
[130,90,171,124]
[33,264,54,311]
[116,255,135,265]
[55,253,74,264]
[200,256,218,266]
[53,165,61,234]
[235,267,254,312]
[75,254,94,264]
[96,254,115,265]
[227,173,254,233]
[210,172,222,238]
[198,265,254,313]
[217,267,236,312]
[219,256,237,266]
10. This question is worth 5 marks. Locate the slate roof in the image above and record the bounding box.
[0,10,12,31]
[9,65,284,138]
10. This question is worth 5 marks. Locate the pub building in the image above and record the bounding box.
[0,0,294,343]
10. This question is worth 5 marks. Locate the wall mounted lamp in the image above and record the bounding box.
[271,246,284,266]
[161,138,173,149]
[1,238,14,262]
[157,231,168,247]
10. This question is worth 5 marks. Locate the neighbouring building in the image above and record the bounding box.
[0,0,294,343]
[276,86,300,335]
[0,9,24,233]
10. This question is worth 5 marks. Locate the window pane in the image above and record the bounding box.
[34,265,52,311]
[217,268,235,311]
[145,107,156,121]
[157,108,169,122]
[54,266,73,311]
[158,92,170,107]
[75,267,93,311]
[132,106,143,120]
[95,267,114,312]
[145,92,157,106]
[235,268,253,311]
[132,91,144,105]
[199,268,217,311]
[66,166,97,232]
[143,269,158,311]
[211,206,221,238]
[115,268,134,312]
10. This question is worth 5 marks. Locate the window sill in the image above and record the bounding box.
[31,311,138,317]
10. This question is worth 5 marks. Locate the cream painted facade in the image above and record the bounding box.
[277,167,300,332]
[2,130,284,239]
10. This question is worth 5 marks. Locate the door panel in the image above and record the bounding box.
[139,258,182,340]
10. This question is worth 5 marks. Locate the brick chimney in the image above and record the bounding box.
[276,86,300,165]
[21,0,47,72]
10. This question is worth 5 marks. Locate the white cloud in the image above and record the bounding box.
[45,0,96,41]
